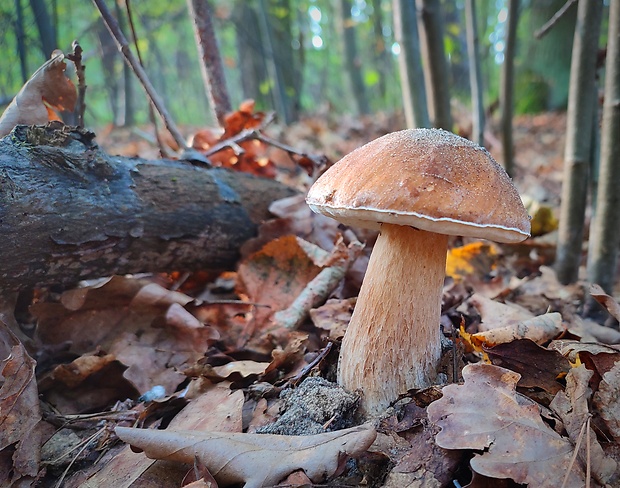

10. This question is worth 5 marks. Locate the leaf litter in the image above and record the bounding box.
[3,101,620,487]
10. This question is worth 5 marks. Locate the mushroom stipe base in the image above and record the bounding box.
[337,224,448,417]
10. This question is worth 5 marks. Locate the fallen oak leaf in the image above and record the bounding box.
[550,365,617,485]
[115,424,377,488]
[427,363,585,487]
[593,360,620,443]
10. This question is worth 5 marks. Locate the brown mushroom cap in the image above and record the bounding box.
[306,128,531,243]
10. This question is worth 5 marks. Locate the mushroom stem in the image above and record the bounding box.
[338,224,448,417]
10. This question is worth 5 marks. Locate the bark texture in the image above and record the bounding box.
[555,0,604,284]
[187,0,232,127]
[587,0,620,293]
[393,0,430,129]
[0,123,296,292]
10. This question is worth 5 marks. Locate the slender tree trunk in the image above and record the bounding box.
[337,0,370,115]
[257,0,291,123]
[499,0,519,177]
[14,0,28,83]
[233,2,269,107]
[393,0,430,128]
[465,0,484,146]
[370,0,388,100]
[555,0,603,285]
[416,0,452,130]
[113,0,134,127]
[268,0,300,122]
[29,0,57,58]
[187,0,232,127]
[586,0,620,293]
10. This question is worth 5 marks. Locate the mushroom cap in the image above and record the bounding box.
[306,128,531,243]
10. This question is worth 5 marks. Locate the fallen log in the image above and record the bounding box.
[0,123,297,292]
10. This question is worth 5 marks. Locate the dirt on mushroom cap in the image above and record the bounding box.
[306,128,531,243]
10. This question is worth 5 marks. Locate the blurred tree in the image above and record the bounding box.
[337,0,369,115]
[465,0,484,146]
[500,0,519,177]
[556,0,604,285]
[417,0,452,129]
[187,0,232,126]
[393,0,429,128]
[370,0,389,100]
[587,0,620,294]
[14,0,28,83]
[232,1,269,108]
[29,0,56,58]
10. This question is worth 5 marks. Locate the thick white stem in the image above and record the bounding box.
[337,224,448,417]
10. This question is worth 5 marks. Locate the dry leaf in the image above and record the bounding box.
[32,276,218,395]
[445,241,499,282]
[115,424,377,488]
[0,51,76,137]
[593,360,620,442]
[466,293,534,332]
[469,312,564,349]
[484,339,571,394]
[427,363,585,487]
[589,283,620,322]
[550,365,617,485]
[0,325,41,486]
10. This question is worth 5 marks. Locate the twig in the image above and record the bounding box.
[288,342,333,386]
[92,0,208,164]
[535,0,578,39]
[562,417,588,488]
[66,41,86,127]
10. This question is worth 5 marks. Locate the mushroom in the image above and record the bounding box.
[306,128,530,417]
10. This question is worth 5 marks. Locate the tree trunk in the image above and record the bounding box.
[257,0,291,123]
[0,123,296,293]
[233,1,269,108]
[555,0,603,285]
[586,0,620,293]
[465,0,484,146]
[187,0,232,127]
[393,0,430,129]
[370,0,388,100]
[268,0,301,122]
[337,0,370,115]
[416,0,452,130]
[29,0,57,59]
[499,0,519,177]
[14,0,28,83]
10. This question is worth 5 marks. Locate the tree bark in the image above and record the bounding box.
[416,0,452,130]
[465,0,484,146]
[393,0,430,129]
[187,0,232,127]
[587,0,620,293]
[499,0,519,177]
[0,123,296,292]
[555,0,603,285]
[337,0,370,115]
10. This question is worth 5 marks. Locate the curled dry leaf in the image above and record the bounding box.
[427,363,585,487]
[466,293,534,332]
[550,365,617,485]
[115,424,377,488]
[589,283,620,322]
[468,312,564,350]
[0,51,76,137]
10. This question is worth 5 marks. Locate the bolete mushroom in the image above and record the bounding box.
[306,128,530,417]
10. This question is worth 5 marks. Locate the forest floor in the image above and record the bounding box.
[5,109,620,488]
